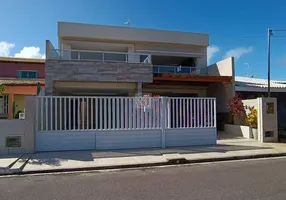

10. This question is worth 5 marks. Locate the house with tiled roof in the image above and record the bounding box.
[0,57,45,119]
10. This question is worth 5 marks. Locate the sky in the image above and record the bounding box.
[0,0,285,79]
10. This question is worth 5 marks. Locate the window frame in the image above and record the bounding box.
[17,70,39,79]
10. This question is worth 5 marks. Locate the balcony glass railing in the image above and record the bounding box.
[153,65,208,75]
[48,49,151,64]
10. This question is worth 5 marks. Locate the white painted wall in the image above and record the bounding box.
[58,22,209,47]
[208,57,234,76]
[0,120,26,155]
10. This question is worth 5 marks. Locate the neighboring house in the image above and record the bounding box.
[235,76,286,133]
[45,22,235,130]
[0,57,45,119]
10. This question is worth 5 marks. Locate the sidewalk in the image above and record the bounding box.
[1,136,286,175]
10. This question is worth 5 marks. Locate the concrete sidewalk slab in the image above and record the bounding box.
[22,150,167,173]
[0,138,286,175]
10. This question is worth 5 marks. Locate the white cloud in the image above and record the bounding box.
[14,46,45,59]
[0,41,45,59]
[207,45,220,64]
[0,41,15,57]
[223,47,253,60]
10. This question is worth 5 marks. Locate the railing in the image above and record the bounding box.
[0,95,8,115]
[48,49,152,64]
[36,96,216,132]
[153,65,208,75]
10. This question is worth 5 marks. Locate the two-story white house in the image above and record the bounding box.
[37,22,235,152]
[45,22,234,129]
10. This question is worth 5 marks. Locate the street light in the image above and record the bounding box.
[267,29,286,97]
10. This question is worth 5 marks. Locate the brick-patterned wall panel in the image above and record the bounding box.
[45,60,153,95]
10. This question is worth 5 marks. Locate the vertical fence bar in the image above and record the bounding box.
[73,97,76,130]
[55,97,58,131]
[112,98,115,130]
[125,98,128,129]
[64,97,67,131]
[69,97,71,130]
[197,99,200,127]
[50,97,53,131]
[91,98,94,130]
[171,98,174,129]
[183,98,186,128]
[77,98,80,130]
[204,99,206,128]
[137,98,140,129]
[200,99,203,127]
[121,98,124,129]
[104,98,107,130]
[176,99,178,128]
[100,98,103,130]
[190,99,193,128]
[149,98,152,129]
[95,98,98,129]
[129,98,132,129]
[187,99,189,128]
[180,99,183,128]
[153,99,156,129]
[144,98,148,129]
[214,99,217,128]
[207,99,210,127]
[58,97,62,130]
[158,98,162,128]
[87,98,89,129]
[116,98,119,129]
[81,98,84,130]
[40,97,43,131]
[194,99,197,128]
[133,98,136,129]
[108,98,111,129]
[210,99,213,127]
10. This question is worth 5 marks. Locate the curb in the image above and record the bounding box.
[2,153,286,176]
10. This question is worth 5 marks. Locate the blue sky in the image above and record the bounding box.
[0,0,285,79]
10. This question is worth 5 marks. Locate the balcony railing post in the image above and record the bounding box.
[126,53,128,63]
[102,52,105,62]
[77,51,80,60]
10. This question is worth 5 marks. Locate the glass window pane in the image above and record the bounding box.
[104,53,126,62]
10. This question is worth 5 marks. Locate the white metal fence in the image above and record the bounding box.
[36,96,216,132]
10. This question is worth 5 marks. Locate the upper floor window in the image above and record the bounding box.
[17,71,39,79]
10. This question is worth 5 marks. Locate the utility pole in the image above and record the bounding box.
[267,29,272,97]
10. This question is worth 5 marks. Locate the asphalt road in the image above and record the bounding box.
[1,158,286,200]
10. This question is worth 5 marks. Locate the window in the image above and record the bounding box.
[17,71,39,79]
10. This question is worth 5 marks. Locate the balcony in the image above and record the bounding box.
[48,49,152,64]
[153,65,208,76]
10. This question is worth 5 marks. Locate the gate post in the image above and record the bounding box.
[161,97,167,148]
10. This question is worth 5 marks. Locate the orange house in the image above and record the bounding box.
[0,57,45,119]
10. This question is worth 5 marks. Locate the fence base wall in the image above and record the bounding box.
[96,129,162,150]
[36,131,96,152]
[165,128,217,147]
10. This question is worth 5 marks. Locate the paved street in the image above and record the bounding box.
[1,158,286,200]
